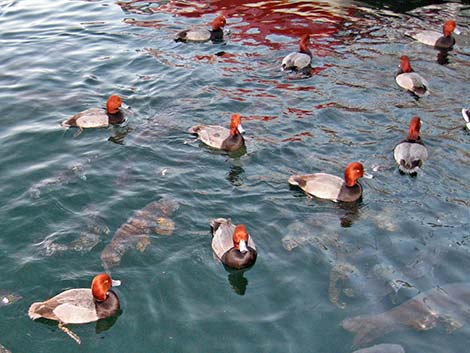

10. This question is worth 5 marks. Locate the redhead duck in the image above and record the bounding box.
[28,273,121,344]
[175,15,226,43]
[408,20,460,50]
[188,113,245,152]
[288,162,371,202]
[61,95,126,135]
[395,55,429,98]
[463,108,470,130]
[281,34,312,73]
[210,218,257,270]
[394,117,428,175]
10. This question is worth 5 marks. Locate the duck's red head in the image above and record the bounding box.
[91,273,113,301]
[233,224,249,252]
[212,15,226,30]
[399,55,412,73]
[408,116,422,140]
[106,95,122,114]
[229,113,243,135]
[443,20,456,37]
[344,162,364,187]
[299,34,311,52]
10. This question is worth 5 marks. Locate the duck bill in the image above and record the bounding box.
[454,27,461,35]
[237,124,246,135]
[111,279,122,287]
[239,240,248,253]
[362,172,374,179]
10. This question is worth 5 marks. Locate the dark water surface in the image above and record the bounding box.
[1,1,470,352]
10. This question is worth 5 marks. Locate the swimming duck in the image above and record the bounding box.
[394,117,428,175]
[395,55,429,98]
[210,218,257,270]
[281,34,312,73]
[288,162,371,202]
[408,20,459,50]
[463,108,470,130]
[175,15,226,43]
[61,95,126,135]
[188,113,245,152]
[28,273,121,344]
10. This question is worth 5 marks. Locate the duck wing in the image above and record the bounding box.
[29,288,98,324]
[396,73,429,97]
[62,108,109,128]
[189,125,230,149]
[394,141,428,174]
[281,52,311,71]
[210,218,235,259]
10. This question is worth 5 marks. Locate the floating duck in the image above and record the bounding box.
[210,218,257,270]
[281,34,312,73]
[175,15,226,43]
[463,108,470,130]
[408,20,460,50]
[288,162,372,202]
[188,113,245,152]
[394,117,428,175]
[395,55,429,98]
[28,273,121,344]
[61,95,126,135]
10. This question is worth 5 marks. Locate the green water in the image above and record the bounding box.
[1,1,470,352]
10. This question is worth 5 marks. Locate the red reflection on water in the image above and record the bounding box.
[118,0,355,49]
[286,107,313,119]
[244,115,277,122]
[282,131,314,142]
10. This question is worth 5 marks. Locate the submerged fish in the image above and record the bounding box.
[0,290,22,306]
[101,197,178,269]
[28,155,98,199]
[372,263,414,295]
[39,205,110,256]
[342,283,470,346]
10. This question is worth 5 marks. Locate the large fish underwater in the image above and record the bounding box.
[342,283,470,346]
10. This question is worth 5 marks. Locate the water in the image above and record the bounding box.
[1,0,470,352]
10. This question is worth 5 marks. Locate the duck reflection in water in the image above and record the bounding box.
[226,269,249,296]
[95,313,120,334]
[226,160,245,187]
[436,49,450,65]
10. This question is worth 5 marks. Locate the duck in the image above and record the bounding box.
[407,20,459,50]
[188,113,245,152]
[281,34,312,73]
[288,162,371,202]
[28,273,121,344]
[175,15,226,43]
[210,218,257,270]
[395,55,429,98]
[393,117,428,175]
[463,108,470,130]
[61,95,126,135]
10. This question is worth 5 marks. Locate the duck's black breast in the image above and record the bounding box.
[107,111,125,125]
[95,290,120,320]
[221,134,245,152]
[337,183,363,202]
[434,35,455,51]
[210,28,224,43]
[221,247,257,270]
